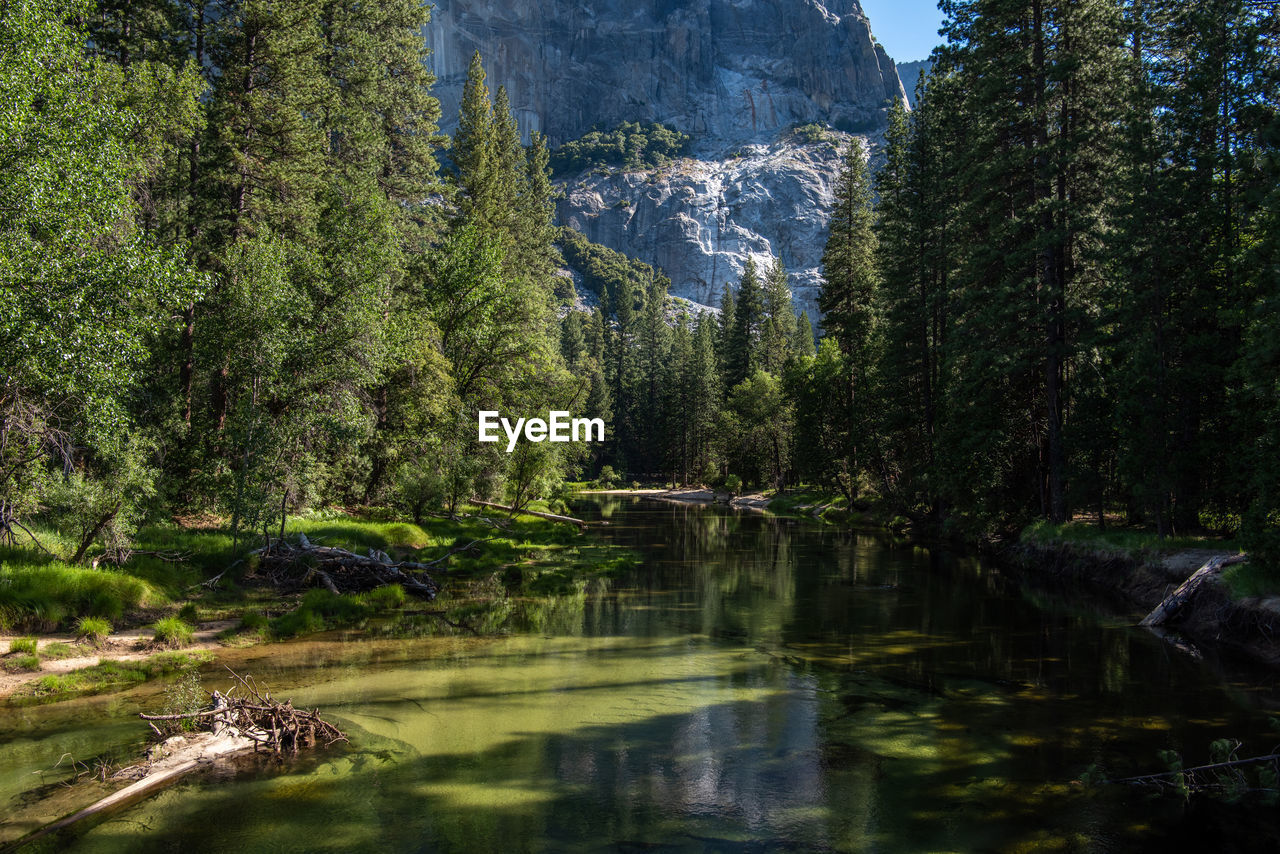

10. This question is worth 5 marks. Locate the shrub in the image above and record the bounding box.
[177,602,200,624]
[9,636,37,655]
[597,465,620,488]
[153,616,194,648]
[724,474,743,494]
[158,672,206,735]
[240,610,269,632]
[76,616,112,646]
[791,122,832,144]
[550,122,690,176]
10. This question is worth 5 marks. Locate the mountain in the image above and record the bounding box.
[426,0,908,314]
[895,59,933,109]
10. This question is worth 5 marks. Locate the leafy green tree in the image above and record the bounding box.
[0,0,201,543]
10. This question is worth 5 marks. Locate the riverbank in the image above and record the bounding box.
[998,535,1280,669]
[582,488,1280,671]
[0,504,634,704]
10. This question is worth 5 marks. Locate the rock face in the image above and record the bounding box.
[425,1,906,311]
[896,59,933,109]
[428,0,907,149]
[558,134,859,318]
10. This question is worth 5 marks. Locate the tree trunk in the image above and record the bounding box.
[1140,554,1248,627]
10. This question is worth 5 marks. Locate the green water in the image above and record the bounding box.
[4,498,1280,852]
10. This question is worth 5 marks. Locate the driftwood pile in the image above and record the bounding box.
[226,533,444,599]
[139,669,347,756]
[12,670,347,849]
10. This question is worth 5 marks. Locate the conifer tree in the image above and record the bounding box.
[819,141,878,368]
[726,259,764,389]
[760,257,796,374]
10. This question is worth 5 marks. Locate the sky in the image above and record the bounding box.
[858,0,946,64]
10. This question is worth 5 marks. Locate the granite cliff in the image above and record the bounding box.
[426,0,906,312]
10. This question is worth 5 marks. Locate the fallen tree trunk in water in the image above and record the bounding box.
[1141,554,1249,628]
[12,669,346,850]
[470,498,588,529]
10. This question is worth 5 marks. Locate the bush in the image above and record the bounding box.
[240,610,269,632]
[177,602,200,624]
[158,672,206,735]
[724,474,743,495]
[597,465,621,488]
[76,616,112,646]
[9,636,37,655]
[791,122,832,144]
[153,616,194,648]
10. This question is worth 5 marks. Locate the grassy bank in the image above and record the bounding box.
[1018,519,1272,597]
[0,504,635,702]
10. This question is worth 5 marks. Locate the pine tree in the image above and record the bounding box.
[933,0,1127,526]
[819,141,878,367]
[452,51,498,227]
[726,259,764,389]
[818,139,879,497]
[760,257,796,374]
[793,312,816,358]
[874,84,955,516]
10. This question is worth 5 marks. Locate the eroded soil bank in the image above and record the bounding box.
[1002,542,1280,668]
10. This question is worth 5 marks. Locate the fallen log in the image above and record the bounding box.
[250,533,440,599]
[1141,554,1249,628]
[470,498,588,529]
[10,669,345,850]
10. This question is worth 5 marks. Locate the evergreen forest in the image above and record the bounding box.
[2,0,1278,578]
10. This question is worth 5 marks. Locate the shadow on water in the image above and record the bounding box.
[8,497,1280,852]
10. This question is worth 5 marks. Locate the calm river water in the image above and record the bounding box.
[4,497,1280,852]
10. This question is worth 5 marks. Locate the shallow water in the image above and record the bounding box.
[4,498,1280,852]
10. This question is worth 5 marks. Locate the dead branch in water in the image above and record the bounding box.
[136,667,347,756]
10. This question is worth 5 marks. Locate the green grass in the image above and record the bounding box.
[152,616,194,648]
[13,651,214,702]
[9,637,37,655]
[357,584,406,610]
[75,616,112,646]
[1021,520,1239,555]
[3,652,41,672]
[41,642,77,659]
[0,562,159,631]
[269,589,370,639]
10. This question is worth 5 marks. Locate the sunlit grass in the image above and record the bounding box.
[0,561,161,631]
[12,651,214,701]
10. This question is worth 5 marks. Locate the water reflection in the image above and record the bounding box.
[6,498,1280,851]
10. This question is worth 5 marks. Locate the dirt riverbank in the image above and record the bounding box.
[1002,542,1280,669]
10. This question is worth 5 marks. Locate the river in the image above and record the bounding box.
[3,497,1280,851]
